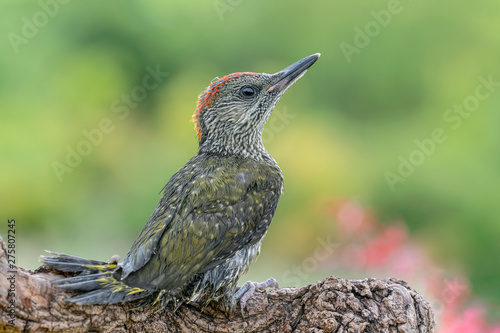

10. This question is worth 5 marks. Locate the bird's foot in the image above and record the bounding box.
[234,277,279,316]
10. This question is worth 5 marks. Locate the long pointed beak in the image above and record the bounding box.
[267,53,321,92]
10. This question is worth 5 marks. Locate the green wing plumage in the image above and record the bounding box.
[118,153,283,291]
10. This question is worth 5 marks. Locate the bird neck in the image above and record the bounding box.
[198,132,272,162]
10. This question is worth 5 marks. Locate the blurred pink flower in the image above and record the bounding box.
[441,307,489,333]
[353,225,407,268]
[327,199,375,235]
[323,199,500,332]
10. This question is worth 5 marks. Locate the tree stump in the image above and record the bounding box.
[0,235,435,332]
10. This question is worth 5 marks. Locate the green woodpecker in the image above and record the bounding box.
[41,53,320,314]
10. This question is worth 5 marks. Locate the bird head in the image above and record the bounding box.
[191,53,320,160]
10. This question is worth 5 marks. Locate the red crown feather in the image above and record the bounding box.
[190,72,258,140]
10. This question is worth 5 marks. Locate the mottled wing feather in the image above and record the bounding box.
[198,184,280,274]
[119,161,197,279]
[119,154,282,291]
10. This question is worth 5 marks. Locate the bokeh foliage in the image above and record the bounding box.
[0,0,499,317]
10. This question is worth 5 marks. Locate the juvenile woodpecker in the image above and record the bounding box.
[41,53,320,313]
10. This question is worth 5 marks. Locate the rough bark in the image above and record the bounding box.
[0,235,435,332]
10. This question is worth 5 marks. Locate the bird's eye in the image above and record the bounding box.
[239,86,258,99]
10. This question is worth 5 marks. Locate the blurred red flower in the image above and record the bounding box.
[321,199,500,332]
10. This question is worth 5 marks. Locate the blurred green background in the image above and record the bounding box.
[1,0,499,319]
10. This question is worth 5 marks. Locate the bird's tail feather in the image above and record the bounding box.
[40,251,154,305]
[40,251,117,273]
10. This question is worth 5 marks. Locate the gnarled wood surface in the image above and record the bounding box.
[0,235,435,332]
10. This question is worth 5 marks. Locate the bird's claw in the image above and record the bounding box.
[234,277,279,316]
